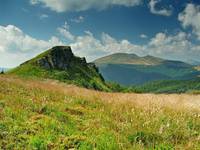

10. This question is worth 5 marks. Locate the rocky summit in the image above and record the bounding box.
[37,46,77,70]
[9,46,109,91]
[23,46,88,70]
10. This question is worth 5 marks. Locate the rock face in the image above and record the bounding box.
[34,46,88,70]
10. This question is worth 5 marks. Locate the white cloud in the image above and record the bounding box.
[178,3,200,40]
[57,21,75,41]
[30,0,142,13]
[0,25,63,67]
[71,16,84,23]
[140,34,148,39]
[147,31,200,61]
[22,8,29,13]
[101,33,144,55]
[70,31,144,60]
[30,0,39,5]
[149,0,172,16]
[70,30,200,62]
[1,23,200,67]
[39,14,49,19]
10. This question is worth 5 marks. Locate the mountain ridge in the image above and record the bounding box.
[94,53,191,66]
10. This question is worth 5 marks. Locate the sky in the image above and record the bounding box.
[0,0,200,67]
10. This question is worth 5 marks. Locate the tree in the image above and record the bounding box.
[1,70,4,74]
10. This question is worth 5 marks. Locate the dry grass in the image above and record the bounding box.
[2,75,199,112]
[0,75,200,149]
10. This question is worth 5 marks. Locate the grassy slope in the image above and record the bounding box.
[7,64,200,94]
[0,75,200,149]
[8,63,109,92]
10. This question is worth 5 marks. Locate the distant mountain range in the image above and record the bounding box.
[94,53,200,85]
[94,53,164,65]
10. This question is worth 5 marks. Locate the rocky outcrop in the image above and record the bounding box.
[33,46,88,70]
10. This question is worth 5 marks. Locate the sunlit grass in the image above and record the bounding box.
[0,75,200,149]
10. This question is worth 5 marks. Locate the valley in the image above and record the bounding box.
[94,53,200,88]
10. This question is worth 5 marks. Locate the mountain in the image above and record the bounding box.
[94,53,200,85]
[94,53,164,65]
[94,53,192,66]
[9,46,109,91]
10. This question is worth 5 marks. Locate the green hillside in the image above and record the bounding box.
[8,46,109,91]
[94,53,200,85]
[129,78,200,94]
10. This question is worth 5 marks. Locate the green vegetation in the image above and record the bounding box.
[96,63,199,85]
[6,47,200,94]
[94,52,200,86]
[8,63,108,92]
[8,62,200,94]
[8,63,200,94]
[128,78,200,94]
[8,46,109,92]
[0,76,199,149]
[107,78,200,94]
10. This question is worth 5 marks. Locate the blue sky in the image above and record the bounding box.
[0,0,200,67]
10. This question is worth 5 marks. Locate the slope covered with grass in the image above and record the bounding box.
[8,46,109,91]
[0,75,200,149]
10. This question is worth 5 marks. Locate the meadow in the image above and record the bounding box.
[0,75,200,149]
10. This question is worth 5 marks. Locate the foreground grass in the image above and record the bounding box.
[0,75,200,149]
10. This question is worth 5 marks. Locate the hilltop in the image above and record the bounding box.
[94,53,164,65]
[8,46,109,91]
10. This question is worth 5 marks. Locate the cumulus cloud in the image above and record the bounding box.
[57,21,75,41]
[178,3,200,40]
[140,34,148,39]
[71,16,84,23]
[30,0,142,13]
[39,14,49,19]
[149,0,172,16]
[70,31,144,60]
[147,31,200,61]
[70,30,200,62]
[0,25,63,67]
[1,23,200,67]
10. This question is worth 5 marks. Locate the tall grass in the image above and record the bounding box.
[0,75,200,149]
